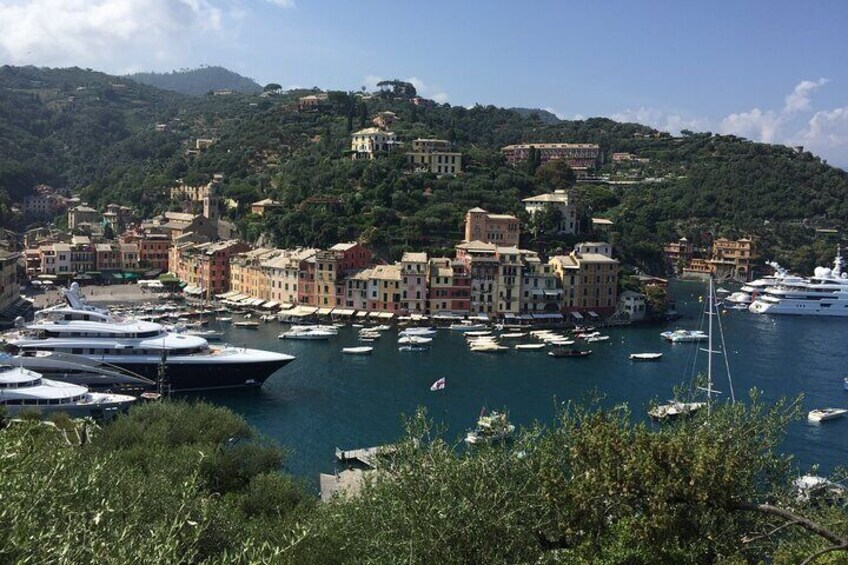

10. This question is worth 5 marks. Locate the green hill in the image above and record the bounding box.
[126,66,262,96]
[1,66,846,274]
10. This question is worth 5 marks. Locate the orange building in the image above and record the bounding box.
[464,207,520,247]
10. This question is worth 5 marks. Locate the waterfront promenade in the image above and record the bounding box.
[31,284,152,309]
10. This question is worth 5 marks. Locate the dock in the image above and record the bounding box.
[334,443,397,468]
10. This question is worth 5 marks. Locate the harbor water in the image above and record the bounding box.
[193,280,848,483]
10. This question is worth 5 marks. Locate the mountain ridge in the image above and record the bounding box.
[126,65,262,96]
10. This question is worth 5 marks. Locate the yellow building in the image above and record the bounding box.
[406,139,462,175]
[550,249,619,318]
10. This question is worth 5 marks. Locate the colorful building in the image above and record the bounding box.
[464,207,520,247]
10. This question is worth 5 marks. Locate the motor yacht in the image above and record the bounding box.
[4,284,294,391]
[0,364,136,419]
[660,329,708,343]
[750,248,848,316]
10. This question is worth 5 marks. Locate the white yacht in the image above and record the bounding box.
[0,364,136,419]
[2,351,154,390]
[4,284,295,391]
[750,247,848,316]
[726,261,800,305]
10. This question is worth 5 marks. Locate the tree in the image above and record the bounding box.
[534,158,576,191]
[263,83,282,93]
[359,101,368,128]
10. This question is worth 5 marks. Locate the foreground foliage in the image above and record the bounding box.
[0,396,846,563]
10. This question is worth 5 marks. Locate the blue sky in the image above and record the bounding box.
[1,0,847,167]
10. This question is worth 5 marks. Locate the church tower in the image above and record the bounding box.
[203,174,223,221]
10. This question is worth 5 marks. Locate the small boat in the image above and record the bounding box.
[233,320,259,329]
[649,401,705,420]
[843,377,848,391]
[465,410,515,444]
[279,329,335,340]
[342,346,373,355]
[586,335,609,343]
[359,337,377,343]
[370,325,392,332]
[716,287,731,294]
[629,353,663,361]
[400,327,437,337]
[514,343,546,351]
[469,343,508,352]
[660,329,708,343]
[499,332,526,339]
[398,345,429,352]
[808,408,848,423]
[449,322,487,332]
[398,336,432,345]
[548,339,576,346]
[465,330,492,337]
[548,348,592,358]
[260,314,275,322]
[185,329,224,341]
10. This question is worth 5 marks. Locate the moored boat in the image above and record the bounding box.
[629,353,663,361]
[808,408,848,423]
[548,348,592,358]
[342,346,373,355]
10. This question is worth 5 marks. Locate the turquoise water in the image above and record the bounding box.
[193,281,848,483]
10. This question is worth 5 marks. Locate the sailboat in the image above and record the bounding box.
[649,277,735,421]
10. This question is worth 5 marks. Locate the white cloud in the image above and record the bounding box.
[720,108,781,143]
[265,0,295,6]
[0,0,225,69]
[796,107,848,164]
[609,106,711,134]
[606,79,847,168]
[784,78,829,114]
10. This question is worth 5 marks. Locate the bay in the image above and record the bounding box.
[193,280,848,483]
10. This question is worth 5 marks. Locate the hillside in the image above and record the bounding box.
[1,66,847,274]
[509,107,561,124]
[126,66,262,96]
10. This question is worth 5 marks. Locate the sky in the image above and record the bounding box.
[1,0,847,168]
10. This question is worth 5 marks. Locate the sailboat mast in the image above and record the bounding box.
[707,277,714,414]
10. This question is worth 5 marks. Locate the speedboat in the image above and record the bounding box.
[279,328,335,340]
[342,346,373,355]
[185,329,224,341]
[586,335,609,343]
[0,364,136,420]
[399,327,437,337]
[469,342,508,352]
[630,353,663,361]
[398,336,432,345]
[499,332,526,339]
[4,283,294,391]
[448,322,487,332]
[233,320,260,328]
[465,410,515,444]
[660,329,708,343]
[808,408,848,423]
[514,343,546,351]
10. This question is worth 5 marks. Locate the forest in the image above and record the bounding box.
[1,65,847,274]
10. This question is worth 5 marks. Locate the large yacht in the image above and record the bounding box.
[725,261,804,305]
[3,284,295,391]
[0,364,136,419]
[749,247,848,316]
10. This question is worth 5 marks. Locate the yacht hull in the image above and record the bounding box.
[110,357,294,391]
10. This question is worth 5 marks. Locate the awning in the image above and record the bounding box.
[279,303,294,310]
[229,293,249,302]
[249,298,266,307]
[470,313,490,321]
[376,312,395,319]
[570,312,584,320]
[316,307,334,315]
[356,311,369,318]
[544,290,561,297]
[519,314,534,320]
[217,290,238,299]
[587,311,600,319]
[262,301,279,309]
[333,308,355,316]
[503,313,518,319]
[533,313,563,320]
[288,305,318,317]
